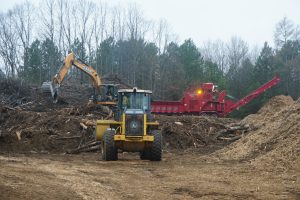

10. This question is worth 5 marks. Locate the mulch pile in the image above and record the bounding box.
[215,95,300,170]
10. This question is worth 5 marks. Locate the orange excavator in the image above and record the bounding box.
[41,52,118,105]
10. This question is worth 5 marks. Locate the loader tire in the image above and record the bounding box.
[150,130,162,161]
[102,130,118,161]
[140,149,151,160]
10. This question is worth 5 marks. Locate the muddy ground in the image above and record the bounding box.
[0,151,299,200]
[0,78,299,199]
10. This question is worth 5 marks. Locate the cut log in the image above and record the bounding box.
[66,141,101,154]
[16,131,22,141]
[83,120,96,126]
[4,106,16,111]
[80,122,88,130]
[54,136,81,140]
[218,135,242,142]
[214,129,228,138]
[174,122,183,125]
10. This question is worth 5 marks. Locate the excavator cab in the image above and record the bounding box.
[95,87,162,161]
[96,84,119,105]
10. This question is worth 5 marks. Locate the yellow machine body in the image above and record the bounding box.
[96,113,159,152]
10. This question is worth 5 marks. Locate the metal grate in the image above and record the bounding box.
[125,114,144,136]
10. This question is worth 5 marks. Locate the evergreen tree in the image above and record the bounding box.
[20,39,42,84]
[179,39,203,85]
[254,42,274,84]
[41,38,61,81]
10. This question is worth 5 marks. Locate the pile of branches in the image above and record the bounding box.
[158,115,237,149]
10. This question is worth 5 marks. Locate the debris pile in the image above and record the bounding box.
[216,95,300,170]
[156,115,238,150]
[0,78,33,107]
[0,77,244,153]
[0,78,109,153]
[5,77,298,162]
[0,104,105,153]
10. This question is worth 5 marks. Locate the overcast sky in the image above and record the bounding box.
[1,0,299,48]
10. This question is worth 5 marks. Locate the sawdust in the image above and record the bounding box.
[216,95,300,170]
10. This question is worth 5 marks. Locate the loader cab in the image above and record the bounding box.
[115,88,152,121]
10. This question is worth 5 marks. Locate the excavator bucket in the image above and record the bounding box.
[41,82,53,94]
[41,82,58,103]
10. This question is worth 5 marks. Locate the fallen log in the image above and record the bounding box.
[82,120,96,126]
[16,131,22,141]
[4,106,16,111]
[67,141,101,154]
[218,135,242,142]
[54,136,82,140]
[17,101,34,108]
[214,129,228,139]
[80,122,88,130]
[79,145,100,153]
[227,125,249,131]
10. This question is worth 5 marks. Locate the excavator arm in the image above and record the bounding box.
[52,53,101,88]
[42,52,117,104]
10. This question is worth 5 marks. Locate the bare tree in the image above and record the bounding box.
[152,19,170,55]
[62,0,73,52]
[13,1,34,54]
[226,36,248,77]
[87,5,96,63]
[126,4,150,40]
[113,5,126,41]
[78,0,94,57]
[202,40,228,73]
[39,0,56,42]
[274,17,295,48]
[0,11,19,77]
[57,0,65,54]
[93,2,108,46]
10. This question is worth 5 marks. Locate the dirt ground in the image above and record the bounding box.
[0,151,299,200]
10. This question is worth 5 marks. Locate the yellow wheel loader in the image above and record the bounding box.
[95,87,162,161]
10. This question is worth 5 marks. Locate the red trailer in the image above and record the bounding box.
[151,75,280,117]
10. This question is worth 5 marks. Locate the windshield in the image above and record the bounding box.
[120,93,150,110]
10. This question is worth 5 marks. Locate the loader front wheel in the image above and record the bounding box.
[150,130,162,161]
[140,149,151,160]
[102,130,118,161]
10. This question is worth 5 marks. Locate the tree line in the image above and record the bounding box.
[0,0,299,117]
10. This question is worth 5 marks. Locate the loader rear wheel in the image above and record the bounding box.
[102,130,118,161]
[150,130,162,161]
